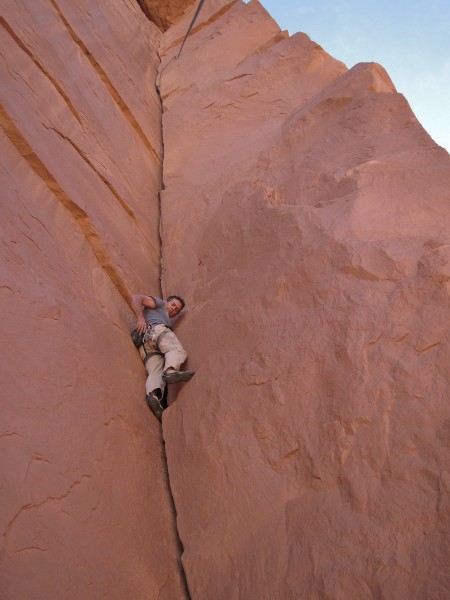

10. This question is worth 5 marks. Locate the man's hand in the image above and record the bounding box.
[136,316,147,334]
[131,294,157,334]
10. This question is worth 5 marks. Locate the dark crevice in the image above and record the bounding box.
[155,77,166,298]
[134,0,198,33]
[135,0,165,32]
[160,431,192,599]
[155,53,191,598]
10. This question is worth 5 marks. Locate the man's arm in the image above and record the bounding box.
[131,294,157,333]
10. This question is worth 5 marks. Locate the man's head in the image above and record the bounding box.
[165,295,185,317]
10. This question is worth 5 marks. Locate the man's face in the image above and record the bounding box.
[166,298,183,317]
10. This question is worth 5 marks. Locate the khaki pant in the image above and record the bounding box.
[139,324,187,396]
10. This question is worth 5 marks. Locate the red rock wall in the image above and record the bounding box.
[0,1,187,598]
[159,1,450,598]
[2,0,450,597]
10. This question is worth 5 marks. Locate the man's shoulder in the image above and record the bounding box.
[147,295,164,309]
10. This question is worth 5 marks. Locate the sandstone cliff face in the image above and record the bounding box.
[2,0,450,598]
[0,1,186,598]
[158,1,450,598]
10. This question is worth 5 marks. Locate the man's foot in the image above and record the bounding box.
[146,394,164,421]
[163,370,195,384]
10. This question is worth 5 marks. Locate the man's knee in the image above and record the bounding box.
[159,331,184,354]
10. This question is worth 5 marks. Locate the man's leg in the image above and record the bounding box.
[144,354,165,420]
[158,330,195,383]
[158,330,187,371]
[144,353,165,397]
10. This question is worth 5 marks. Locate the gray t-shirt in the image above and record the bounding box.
[143,296,170,327]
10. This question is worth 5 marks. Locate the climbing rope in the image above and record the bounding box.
[157,0,207,87]
[176,0,207,59]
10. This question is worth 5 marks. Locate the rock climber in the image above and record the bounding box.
[131,293,195,421]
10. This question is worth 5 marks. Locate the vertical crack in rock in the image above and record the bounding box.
[156,78,166,296]
[153,49,191,599]
[160,431,192,600]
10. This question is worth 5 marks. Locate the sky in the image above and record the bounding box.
[256,0,450,153]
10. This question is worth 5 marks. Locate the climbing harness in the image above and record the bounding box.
[143,350,162,367]
[143,325,172,349]
[140,325,173,365]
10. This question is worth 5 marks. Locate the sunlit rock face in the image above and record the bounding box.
[137,0,196,31]
[159,1,450,598]
[0,1,186,598]
[2,0,450,597]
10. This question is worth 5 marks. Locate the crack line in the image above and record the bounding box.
[0,16,83,125]
[0,102,130,304]
[4,474,92,539]
[160,430,192,600]
[43,125,161,254]
[49,0,160,164]
[45,124,136,219]
[155,40,191,598]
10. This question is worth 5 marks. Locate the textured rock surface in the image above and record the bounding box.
[137,0,196,31]
[0,1,186,598]
[2,0,450,597]
[159,1,450,598]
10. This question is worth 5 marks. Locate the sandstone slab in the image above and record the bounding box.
[0,1,187,597]
[159,1,450,598]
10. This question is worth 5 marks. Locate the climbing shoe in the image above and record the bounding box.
[146,394,164,421]
[163,370,195,384]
